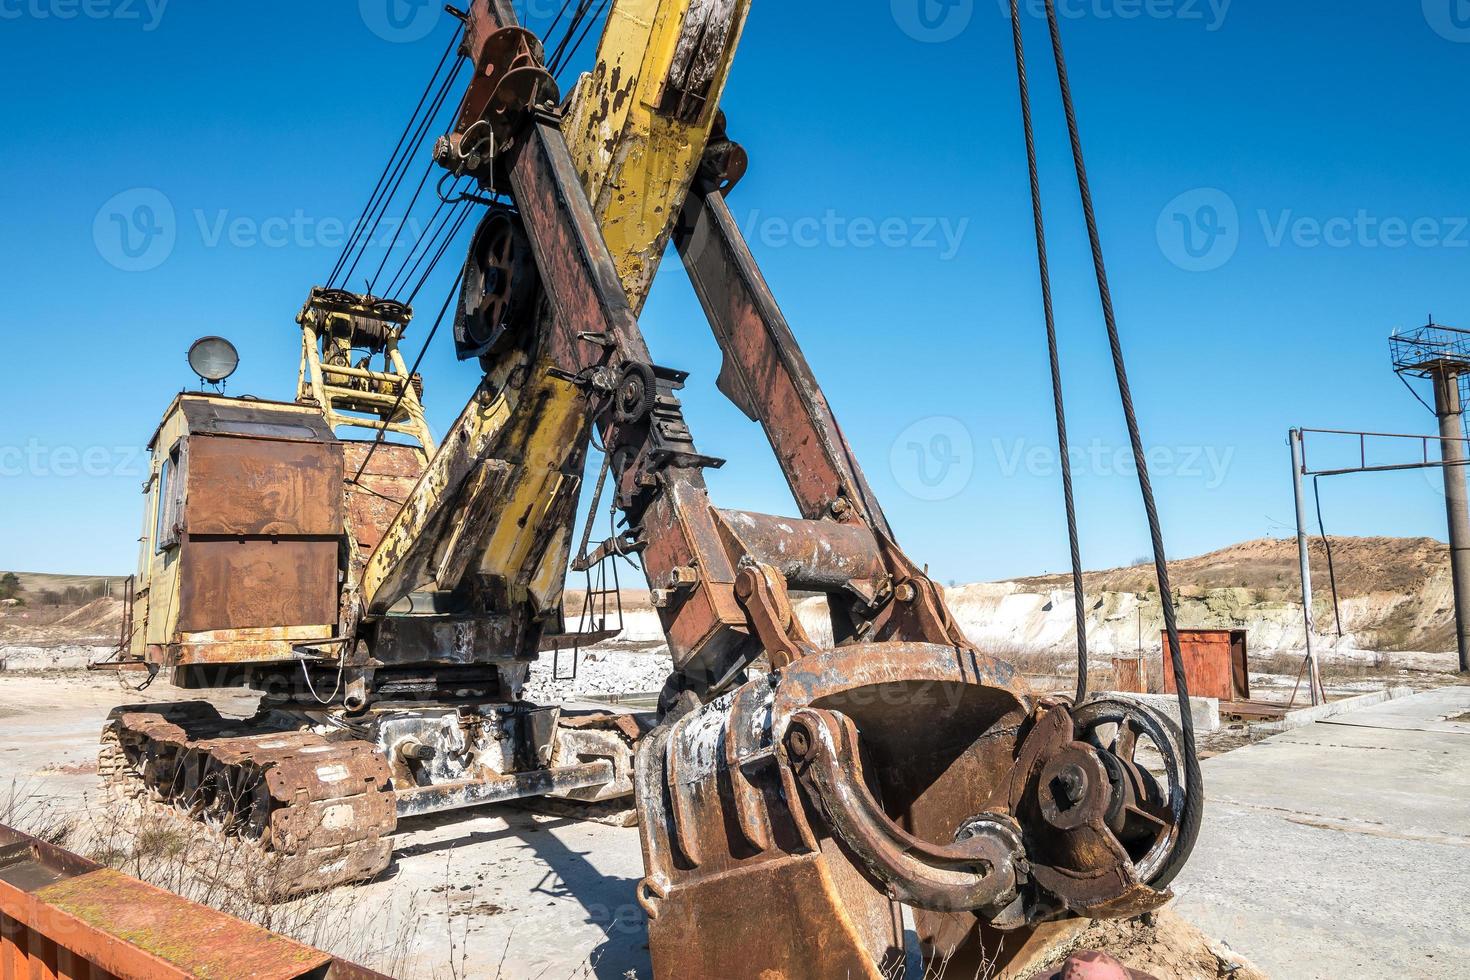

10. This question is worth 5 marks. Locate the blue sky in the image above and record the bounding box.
[1,1,1467,582]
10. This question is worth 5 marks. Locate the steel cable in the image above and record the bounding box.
[328,29,461,286]
[546,0,596,74]
[549,0,610,80]
[382,192,457,299]
[368,155,443,294]
[339,67,463,290]
[1008,0,1090,705]
[351,268,467,484]
[407,200,479,305]
[1039,0,1203,867]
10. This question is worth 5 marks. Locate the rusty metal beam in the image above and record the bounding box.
[394,759,614,818]
[675,174,894,539]
[0,823,386,980]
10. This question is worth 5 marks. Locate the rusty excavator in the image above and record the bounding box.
[99,1,1203,975]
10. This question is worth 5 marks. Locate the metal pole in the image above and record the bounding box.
[1290,429,1324,704]
[1431,370,1470,674]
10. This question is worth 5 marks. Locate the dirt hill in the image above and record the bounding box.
[0,572,127,651]
[995,536,1453,655]
[1019,536,1446,601]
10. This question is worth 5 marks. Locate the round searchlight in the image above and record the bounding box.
[187,336,240,385]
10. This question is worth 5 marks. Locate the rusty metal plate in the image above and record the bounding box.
[177,539,338,632]
[185,434,344,537]
[0,821,384,980]
[177,396,337,443]
[1161,629,1249,702]
[342,442,425,553]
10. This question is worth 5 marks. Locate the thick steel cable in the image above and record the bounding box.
[542,0,579,46]
[1009,0,1090,704]
[546,0,596,74]
[340,68,462,290]
[382,191,456,299]
[383,178,479,300]
[550,0,609,79]
[368,155,442,294]
[329,30,461,286]
[1041,0,1202,865]
[351,268,466,484]
[407,199,478,305]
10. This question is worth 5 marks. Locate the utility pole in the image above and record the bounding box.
[1392,320,1470,675]
[1431,366,1470,674]
[1289,428,1325,705]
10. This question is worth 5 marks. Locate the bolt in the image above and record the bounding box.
[894,583,917,603]
[786,726,811,759]
[1056,764,1087,806]
[830,498,850,518]
[399,740,437,762]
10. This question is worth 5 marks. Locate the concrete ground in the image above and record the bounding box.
[1173,685,1470,979]
[4,672,1467,978]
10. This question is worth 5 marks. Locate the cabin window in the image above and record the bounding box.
[155,441,185,552]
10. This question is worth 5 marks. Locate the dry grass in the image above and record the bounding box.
[1,778,76,848]
[2,783,421,974]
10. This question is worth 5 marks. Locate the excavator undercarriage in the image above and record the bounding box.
[100,0,1200,974]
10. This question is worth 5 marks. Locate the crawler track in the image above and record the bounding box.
[101,702,396,897]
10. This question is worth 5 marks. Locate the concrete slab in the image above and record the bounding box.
[1172,686,1470,979]
[1105,691,1221,733]
[1253,685,1414,733]
[1316,685,1470,735]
